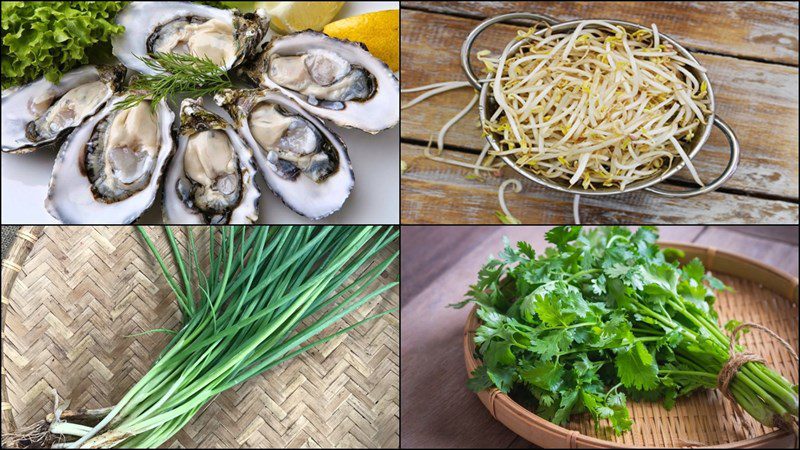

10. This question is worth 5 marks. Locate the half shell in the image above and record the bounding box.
[215,88,354,220]
[241,31,399,134]
[45,96,175,224]
[162,97,260,224]
[112,1,269,75]
[2,65,126,154]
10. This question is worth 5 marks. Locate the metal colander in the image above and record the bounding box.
[461,12,740,198]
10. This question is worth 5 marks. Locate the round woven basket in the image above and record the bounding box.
[1,226,399,448]
[463,242,799,448]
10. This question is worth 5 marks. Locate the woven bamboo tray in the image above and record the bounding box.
[1,226,399,448]
[462,242,799,448]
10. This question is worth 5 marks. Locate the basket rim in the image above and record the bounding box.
[462,241,799,448]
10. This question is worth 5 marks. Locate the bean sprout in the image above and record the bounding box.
[473,142,493,178]
[423,134,497,172]
[401,81,473,108]
[439,93,479,151]
[404,81,504,173]
[497,179,522,224]
[480,21,711,191]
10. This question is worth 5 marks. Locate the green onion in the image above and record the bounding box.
[42,225,398,448]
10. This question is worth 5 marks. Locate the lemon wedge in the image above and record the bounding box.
[323,10,399,71]
[257,2,344,34]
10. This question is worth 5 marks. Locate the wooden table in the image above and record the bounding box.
[400,2,800,223]
[400,226,799,448]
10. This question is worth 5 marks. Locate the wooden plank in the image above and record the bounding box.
[400,227,551,449]
[719,225,799,244]
[401,227,492,300]
[401,143,800,224]
[694,227,800,276]
[400,9,800,200]
[402,1,800,65]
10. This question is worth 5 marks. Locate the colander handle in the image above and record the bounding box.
[645,117,740,198]
[461,12,557,90]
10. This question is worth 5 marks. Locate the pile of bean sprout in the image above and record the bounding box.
[401,21,711,223]
[481,20,710,191]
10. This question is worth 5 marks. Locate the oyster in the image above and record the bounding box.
[112,1,269,75]
[1,65,126,154]
[241,31,399,134]
[45,95,175,224]
[215,89,354,220]
[163,98,260,224]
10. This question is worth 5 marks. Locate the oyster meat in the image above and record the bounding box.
[268,49,376,106]
[163,98,260,224]
[241,31,399,134]
[45,95,175,224]
[112,1,269,75]
[1,65,125,154]
[216,89,354,220]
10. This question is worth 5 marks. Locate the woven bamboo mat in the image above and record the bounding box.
[0,226,399,448]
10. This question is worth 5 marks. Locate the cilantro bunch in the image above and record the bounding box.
[453,226,798,435]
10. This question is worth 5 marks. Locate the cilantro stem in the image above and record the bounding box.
[660,369,717,379]
[566,268,602,282]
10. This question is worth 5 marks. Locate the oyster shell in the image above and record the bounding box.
[112,1,269,75]
[1,65,126,154]
[45,96,175,224]
[162,97,260,224]
[215,88,354,220]
[241,31,399,134]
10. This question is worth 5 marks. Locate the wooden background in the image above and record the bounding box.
[400,2,800,224]
[400,225,799,448]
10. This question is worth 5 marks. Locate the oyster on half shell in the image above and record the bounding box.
[162,97,260,224]
[112,1,269,75]
[45,95,176,224]
[241,31,399,134]
[2,65,126,154]
[215,89,354,220]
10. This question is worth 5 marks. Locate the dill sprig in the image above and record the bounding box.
[115,52,233,111]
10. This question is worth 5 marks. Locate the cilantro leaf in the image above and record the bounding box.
[466,365,494,392]
[704,272,732,292]
[544,226,581,249]
[551,389,580,425]
[681,258,705,282]
[615,341,659,391]
[517,241,536,260]
[519,360,565,392]
[486,365,516,393]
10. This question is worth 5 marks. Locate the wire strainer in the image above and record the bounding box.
[461,12,740,198]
